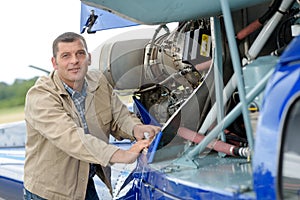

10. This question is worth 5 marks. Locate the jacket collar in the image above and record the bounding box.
[52,70,69,96]
[51,70,99,94]
[86,70,100,93]
[51,70,100,113]
[85,71,100,113]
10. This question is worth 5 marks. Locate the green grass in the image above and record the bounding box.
[0,106,25,124]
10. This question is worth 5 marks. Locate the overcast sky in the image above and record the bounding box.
[0,0,151,84]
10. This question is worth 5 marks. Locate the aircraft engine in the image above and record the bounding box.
[91,21,212,124]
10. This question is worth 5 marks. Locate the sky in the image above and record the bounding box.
[0,0,153,85]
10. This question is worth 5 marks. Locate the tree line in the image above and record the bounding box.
[0,77,38,109]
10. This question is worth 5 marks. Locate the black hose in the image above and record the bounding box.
[259,0,283,24]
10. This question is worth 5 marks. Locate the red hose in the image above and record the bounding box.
[177,127,238,156]
[236,19,262,40]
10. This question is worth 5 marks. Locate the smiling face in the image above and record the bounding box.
[51,38,91,91]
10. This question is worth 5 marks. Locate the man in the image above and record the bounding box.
[23,32,160,200]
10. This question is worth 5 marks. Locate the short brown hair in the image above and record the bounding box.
[52,32,88,58]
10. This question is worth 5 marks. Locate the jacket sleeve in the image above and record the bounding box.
[110,89,143,141]
[96,73,143,141]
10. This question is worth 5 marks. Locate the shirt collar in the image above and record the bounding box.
[62,81,88,98]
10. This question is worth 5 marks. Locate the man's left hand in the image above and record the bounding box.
[133,124,161,141]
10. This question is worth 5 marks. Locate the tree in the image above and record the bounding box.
[0,77,38,109]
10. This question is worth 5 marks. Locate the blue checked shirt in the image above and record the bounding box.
[63,81,97,178]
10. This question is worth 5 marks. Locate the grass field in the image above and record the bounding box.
[0,106,25,124]
[0,92,134,125]
[0,95,132,125]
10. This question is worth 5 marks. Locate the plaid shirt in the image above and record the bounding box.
[63,81,96,178]
[63,82,89,133]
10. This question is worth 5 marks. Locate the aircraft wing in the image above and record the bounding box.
[81,0,271,25]
[80,2,138,33]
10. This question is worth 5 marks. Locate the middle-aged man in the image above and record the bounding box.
[23,32,161,200]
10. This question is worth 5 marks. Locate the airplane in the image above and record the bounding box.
[80,0,300,199]
[1,0,299,199]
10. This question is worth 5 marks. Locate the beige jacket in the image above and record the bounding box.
[24,69,141,200]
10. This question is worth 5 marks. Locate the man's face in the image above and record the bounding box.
[51,39,91,89]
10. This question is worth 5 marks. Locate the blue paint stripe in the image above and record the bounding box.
[0,175,23,184]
